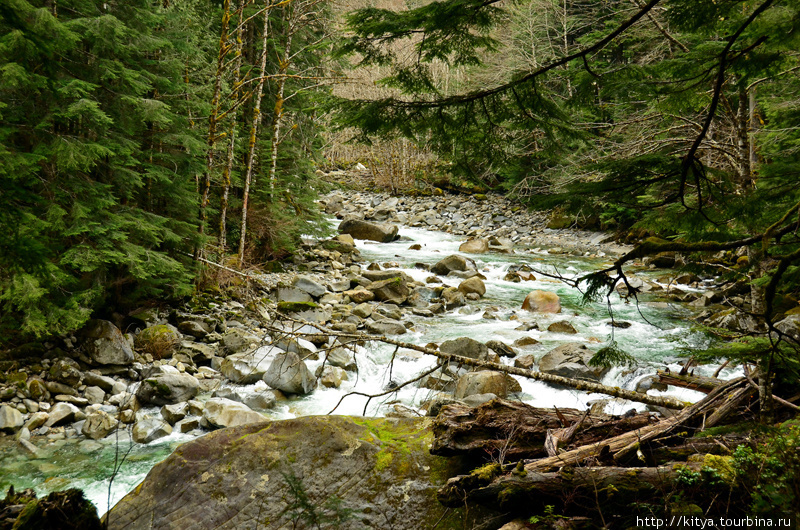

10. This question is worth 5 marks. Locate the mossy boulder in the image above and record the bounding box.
[134,324,182,359]
[106,416,487,529]
[277,301,319,313]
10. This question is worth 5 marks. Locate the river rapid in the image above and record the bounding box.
[0,215,739,515]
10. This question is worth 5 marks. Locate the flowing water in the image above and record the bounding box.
[0,222,737,514]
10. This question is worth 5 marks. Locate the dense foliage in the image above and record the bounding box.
[336,0,800,390]
[0,0,332,346]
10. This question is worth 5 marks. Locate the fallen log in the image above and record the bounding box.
[657,369,724,394]
[646,434,751,462]
[431,399,656,461]
[438,461,704,508]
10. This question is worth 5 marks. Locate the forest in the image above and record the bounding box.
[2,0,800,527]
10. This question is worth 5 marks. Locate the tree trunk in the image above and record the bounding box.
[199,0,233,243]
[238,6,271,266]
[431,399,657,461]
[267,16,294,198]
[656,369,723,393]
[219,6,245,250]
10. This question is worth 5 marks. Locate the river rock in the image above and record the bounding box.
[457,277,486,297]
[325,346,357,371]
[134,324,182,358]
[458,239,489,253]
[361,269,411,282]
[485,340,516,358]
[440,337,489,361]
[46,380,77,396]
[537,343,607,381]
[521,290,561,313]
[547,320,578,334]
[160,403,189,425]
[81,319,134,366]
[344,287,375,303]
[293,275,327,298]
[440,287,466,309]
[136,373,200,406]
[276,286,313,303]
[338,217,399,242]
[106,416,468,530]
[453,371,521,399]
[177,320,210,339]
[514,354,536,370]
[27,377,50,401]
[82,410,118,440]
[84,386,105,405]
[430,254,476,276]
[262,351,317,395]
[775,314,800,341]
[83,371,117,392]
[25,411,49,431]
[243,391,278,411]
[317,365,348,388]
[366,319,407,335]
[202,398,265,429]
[367,277,409,304]
[44,402,80,427]
[49,358,83,387]
[0,405,24,433]
[218,348,277,385]
[220,328,262,356]
[132,417,172,444]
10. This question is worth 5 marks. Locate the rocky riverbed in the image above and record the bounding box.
[4,186,793,524]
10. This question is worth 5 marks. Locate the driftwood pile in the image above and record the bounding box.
[433,373,757,515]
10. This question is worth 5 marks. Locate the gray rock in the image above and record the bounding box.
[45,381,77,396]
[462,393,498,407]
[439,337,488,361]
[219,346,283,384]
[220,328,262,356]
[547,320,578,334]
[317,366,348,388]
[83,371,117,392]
[361,269,411,282]
[458,239,489,253]
[775,314,800,341]
[81,319,134,366]
[430,254,476,276]
[344,287,375,303]
[0,405,24,433]
[84,386,105,405]
[262,351,317,395]
[136,373,200,406]
[175,417,201,433]
[82,410,118,440]
[49,358,84,387]
[243,391,278,411]
[293,275,327,298]
[24,411,49,431]
[179,342,217,365]
[324,347,357,371]
[276,287,313,303]
[44,402,80,427]
[365,320,407,335]
[538,343,607,381]
[177,320,210,339]
[161,403,189,425]
[338,217,399,243]
[202,398,265,429]
[440,287,466,310]
[485,340,516,358]
[367,277,409,305]
[454,371,521,399]
[132,417,173,444]
[514,354,536,370]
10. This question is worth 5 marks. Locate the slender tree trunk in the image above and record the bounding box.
[267,19,294,198]
[238,5,271,266]
[219,6,246,250]
[749,87,758,171]
[199,0,233,244]
[736,84,751,188]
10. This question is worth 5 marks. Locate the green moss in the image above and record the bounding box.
[146,379,172,397]
[277,301,319,313]
[693,421,756,438]
[470,462,501,481]
[702,455,736,484]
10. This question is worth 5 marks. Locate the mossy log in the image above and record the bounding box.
[646,434,751,463]
[657,370,724,394]
[438,462,704,509]
[431,399,656,460]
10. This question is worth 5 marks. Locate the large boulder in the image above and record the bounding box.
[0,405,24,433]
[440,337,489,361]
[262,351,317,395]
[44,402,81,427]
[366,319,407,335]
[457,277,486,297]
[202,398,265,429]
[134,324,183,358]
[454,371,521,399]
[132,417,172,444]
[430,255,476,276]
[220,328,262,356]
[81,319,134,366]
[521,290,561,313]
[82,410,118,440]
[440,287,466,310]
[105,417,471,530]
[537,343,608,381]
[367,277,410,305]
[218,347,286,384]
[136,373,200,406]
[338,217,399,243]
[458,239,489,254]
[49,358,84,387]
[293,275,327,298]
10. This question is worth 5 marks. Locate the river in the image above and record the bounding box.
[0,220,738,515]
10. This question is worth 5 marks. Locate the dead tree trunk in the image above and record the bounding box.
[656,369,723,393]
